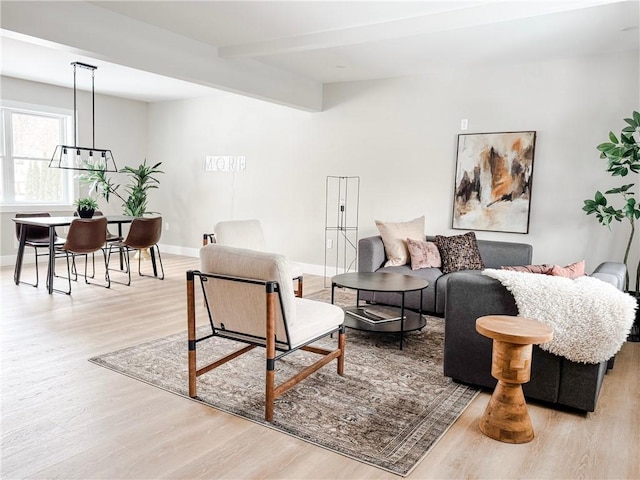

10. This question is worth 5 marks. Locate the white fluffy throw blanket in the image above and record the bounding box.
[483,269,637,364]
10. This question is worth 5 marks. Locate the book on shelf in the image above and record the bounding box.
[345,307,405,324]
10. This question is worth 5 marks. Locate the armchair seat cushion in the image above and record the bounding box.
[201,244,339,348]
[290,298,344,347]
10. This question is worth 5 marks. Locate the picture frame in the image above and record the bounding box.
[452,131,536,234]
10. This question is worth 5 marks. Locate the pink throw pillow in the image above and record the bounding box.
[406,238,442,270]
[550,260,585,279]
[501,264,553,275]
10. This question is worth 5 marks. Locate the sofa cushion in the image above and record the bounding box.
[407,238,441,270]
[375,216,425,267]
[435,232,484,274]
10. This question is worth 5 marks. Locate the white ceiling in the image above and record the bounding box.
[1,0,638,106]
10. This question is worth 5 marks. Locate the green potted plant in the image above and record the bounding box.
[583,110,640,296]
[79,159,163,217]
[74,197,99,218]
[120,161,163,217]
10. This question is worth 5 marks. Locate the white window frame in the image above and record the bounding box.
[0,100,77,212]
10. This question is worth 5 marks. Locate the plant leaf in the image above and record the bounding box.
[609,131,619,144]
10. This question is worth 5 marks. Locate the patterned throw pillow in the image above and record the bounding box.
[406,238,442,270]
[375,216,425,267]
[434,232,484,274]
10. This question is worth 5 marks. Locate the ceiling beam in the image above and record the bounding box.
[219,0,625,58]
[0,1,323,111]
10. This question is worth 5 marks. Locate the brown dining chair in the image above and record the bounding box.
[73,210,122,242]
[49,217,109,295]
[72,210,123,278]
[107,216,164,285]
[14,212,65,288]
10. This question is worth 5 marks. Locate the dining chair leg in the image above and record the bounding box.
[138,245,165,280]
[48,251,72,295]
[32,248,40,287]
[17,246,40,288]
[84,249,110,289]
[107,244,132,286]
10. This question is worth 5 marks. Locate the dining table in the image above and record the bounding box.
[13,214,135,294]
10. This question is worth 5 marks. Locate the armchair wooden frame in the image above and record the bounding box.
[186,270,345,422]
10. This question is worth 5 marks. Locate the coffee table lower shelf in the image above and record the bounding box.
[342,307,427,333]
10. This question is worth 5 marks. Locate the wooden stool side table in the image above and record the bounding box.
[476,315,554,444]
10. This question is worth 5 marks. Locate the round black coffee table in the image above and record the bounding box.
[331,272,428,349]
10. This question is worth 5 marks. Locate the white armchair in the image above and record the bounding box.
[188,244,345,422]
[210,219,304,297]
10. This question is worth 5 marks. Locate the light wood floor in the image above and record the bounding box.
[1,254,638,479]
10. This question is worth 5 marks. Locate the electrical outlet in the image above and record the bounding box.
[460,118,469,131]
[326,239,333,249]
[165,222,170,231]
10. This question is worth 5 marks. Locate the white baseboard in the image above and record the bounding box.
[157,243,200,258]
[1,253,36,267]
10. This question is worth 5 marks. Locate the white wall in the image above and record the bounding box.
[0,76,148,261]
[4,51,639,289]
[149,51,639,287]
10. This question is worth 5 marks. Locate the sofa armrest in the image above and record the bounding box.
[591,262,626,291]
[443,272,519,386]
[358,236,387,272]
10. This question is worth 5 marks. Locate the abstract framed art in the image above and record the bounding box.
[452,131,536,234]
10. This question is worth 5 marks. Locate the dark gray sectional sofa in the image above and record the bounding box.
[444,262,626,412]
[357,234,627,412]
[357,235,533,314]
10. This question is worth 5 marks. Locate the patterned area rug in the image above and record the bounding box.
[89,288,478,476]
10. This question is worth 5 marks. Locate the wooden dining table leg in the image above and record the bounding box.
[14,224,27,285]
[149,247,158,277]
[46,226,56,294]
[117,222,125,270]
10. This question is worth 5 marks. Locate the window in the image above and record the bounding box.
[1,104,74,205]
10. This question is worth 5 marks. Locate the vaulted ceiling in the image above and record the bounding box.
[1,1,638,110]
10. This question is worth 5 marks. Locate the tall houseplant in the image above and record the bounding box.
[583,111,640,294]
[80,160,164,217]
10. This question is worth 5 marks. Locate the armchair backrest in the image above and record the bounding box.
[214,219,266,251]
[199,244,295,348]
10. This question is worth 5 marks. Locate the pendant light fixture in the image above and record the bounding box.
[49,61,117,172]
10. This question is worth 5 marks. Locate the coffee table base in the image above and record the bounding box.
[342,307,426,334]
